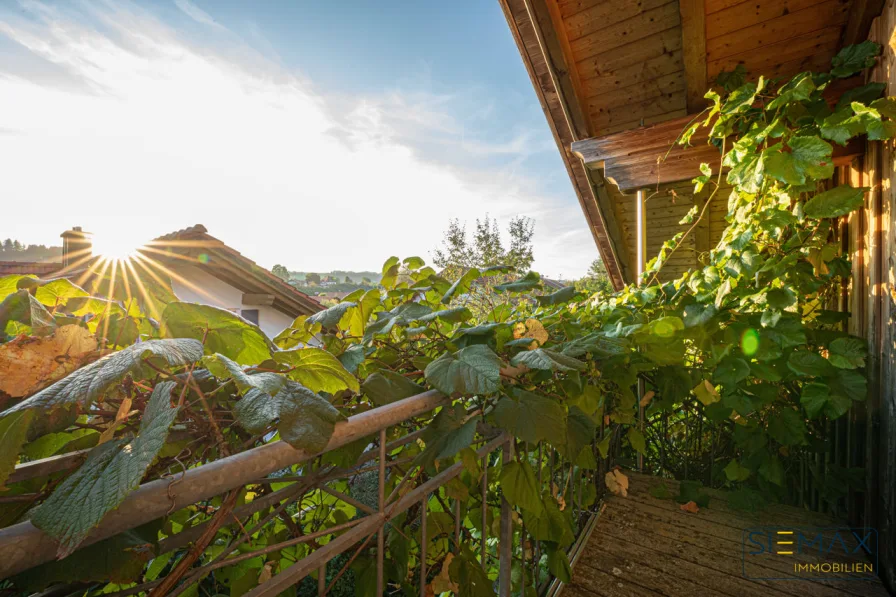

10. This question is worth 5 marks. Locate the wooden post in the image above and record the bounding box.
[376,429,386,596]
[636,189,647,280]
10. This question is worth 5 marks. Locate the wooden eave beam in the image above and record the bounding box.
[572,114,864,192]
[679,0,707,114]
[242,293,276,306]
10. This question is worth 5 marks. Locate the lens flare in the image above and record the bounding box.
[92,231,143,261]
[742,328,760,356]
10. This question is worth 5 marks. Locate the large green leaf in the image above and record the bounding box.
[448,546,497,597]
[361,370,424,406]
[521,496,575,546]
[441,268,480,304]
[787,350,833,377]
[545,543,572,583]
[31,381,180,557]
[364,302,432,338]
[0,275,32,302]
[277,383,345,452]
[490,390,566,445]
[0,410,34,489]
[803,185,867,219]
[34,279,89,307]
[499,460,543,514]
[494,271,541,293]
[828,336,866,369]
[307,302,355,330]
[536,286,579,306]
[417,306,473,324]
[1,339,203,416]
[424,345,502,395]
[712,357,750,387]
[415,404,479,468]
[273,347,360,394]
[763,136,833,185]
[0,289,55,334]
[800,382,851,419]
[831,41,881,78]
[162,302,274,365]
[510,348,585,372]
[234,380,343,452]
[767,408,806,446]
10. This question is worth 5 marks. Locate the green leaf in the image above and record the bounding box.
[723,459,751,482]
[380,256,401,290]
[1,339,203,416]
[767,408,807,445]
[273,347,360,394]
[800,382,851,419]
[490,390,566,445]
[536,286,579,306]
[627,427,646,455]
[787,350,833,377]
[565,406,596,460]
[361,370,424,406]
[545,543,572,583]
[723,81,758,114]
[828,336,866,369]
[764,137,833,185]
[521,496,575,546]
[162,302,274,365]
[234,381,343,452]
[831,41,880,78]
[829,368,867,401]
[759,455,785,486]
[0,410,34,489]
[803,185,868,219]
[713,357,750,387]
[415,403,478,468]
[441,268,480,304]
[364,302,432,338]
[276,382,345,452]
[649,483,673,499]
[0,275,32,302]
[510,348,585,372]
[417,306,473,324]
[307,302,355,330]
[31,382,180,557]
[494,271,541,293]
[0,289,56,334]
[499,460,543,514]
[449,546,497,597]
[424,345,502,395]
[33,279,89,307]
[337,344,366,374]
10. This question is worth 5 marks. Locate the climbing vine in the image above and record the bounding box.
[0,41,890,596]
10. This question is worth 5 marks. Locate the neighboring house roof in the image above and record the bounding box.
[1,225,322,318]
[541,278,567,290]
[146,225,322,317]
[0,262,63,276]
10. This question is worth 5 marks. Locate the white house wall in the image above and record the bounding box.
[169,265,294,338]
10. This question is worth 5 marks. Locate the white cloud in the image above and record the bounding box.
[174,0,226,31]
[0,1,597,277]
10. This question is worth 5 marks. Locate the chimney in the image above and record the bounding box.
[60,226,93,267]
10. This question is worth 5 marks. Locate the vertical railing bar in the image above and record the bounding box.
[481,454,488,567]
[454,498,461,548]
[318,563,326,596]
[420,493,428,597]
[377,428,386,596]
[499,435,513,597]
[535,443,542,584]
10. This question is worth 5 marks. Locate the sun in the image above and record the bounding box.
[92,231,144,261]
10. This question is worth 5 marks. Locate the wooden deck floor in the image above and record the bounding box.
[564,471,890,597]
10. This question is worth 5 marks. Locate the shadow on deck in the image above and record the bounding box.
[563,471,889,597]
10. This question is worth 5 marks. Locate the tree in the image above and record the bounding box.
[361,277,373,285]
[305,273,321,285]
[271,264,289,281]
[432,215,535,273]
[344,276,352,284]
[2,239,12,252]
[576,258,613,295]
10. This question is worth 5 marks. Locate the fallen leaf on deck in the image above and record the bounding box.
[680,500,700,513]
[605,469,629,497]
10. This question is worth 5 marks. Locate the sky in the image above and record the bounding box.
[0,0,598,278]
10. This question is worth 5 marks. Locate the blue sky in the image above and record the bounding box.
[0,0,597,277]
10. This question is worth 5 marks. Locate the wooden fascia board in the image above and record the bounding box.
[497,0,630,289]
[242,293,276,306]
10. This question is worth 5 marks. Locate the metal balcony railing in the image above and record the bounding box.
[0,389,609,596]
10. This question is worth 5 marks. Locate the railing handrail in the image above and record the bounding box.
[0,390,448,579]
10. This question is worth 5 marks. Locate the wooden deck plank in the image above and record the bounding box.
[566,471,888,597]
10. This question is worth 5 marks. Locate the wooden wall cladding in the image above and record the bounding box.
[609,180,728,281]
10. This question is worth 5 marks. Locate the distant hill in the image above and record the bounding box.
[289,270,381,284]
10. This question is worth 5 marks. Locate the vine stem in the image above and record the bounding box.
[646,136,727,287]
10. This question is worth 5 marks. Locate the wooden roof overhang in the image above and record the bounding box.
[500,0,884,286]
